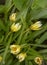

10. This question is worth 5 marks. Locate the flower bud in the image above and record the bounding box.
[30,21,42,30]
[10,23,21,32]
[9,13,16,22]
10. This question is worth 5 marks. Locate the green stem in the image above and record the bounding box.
[7,3,14,13]
[0,36,4,44]
[17,26,25,44]
[4,31,12,42]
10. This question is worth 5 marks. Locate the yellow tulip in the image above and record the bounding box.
[10,45,21,55]
[34,57,42,65]
[9,13,16,22]
[16,53,27,62]
[10,23,21,32]
[30,21,42,30]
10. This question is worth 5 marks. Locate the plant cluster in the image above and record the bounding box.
[0,0,47,65]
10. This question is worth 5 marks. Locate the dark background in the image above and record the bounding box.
[0,0,5,5]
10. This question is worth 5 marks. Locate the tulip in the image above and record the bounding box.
[30,21,42,30]
[34,57,42,65]
[16,53,27,62]
[10,45,21,55]
[10,23,21,32]
[9,13,16,22]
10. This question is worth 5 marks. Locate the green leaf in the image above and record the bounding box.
[39,49,47,53]
[0,19,6,31]
[32,0,47,9]
[13,0,27,11]
[13,0,32,11]
[2,34,12,64]
[36,32,47,44]
[5,0,13,13]
[37,0,47,8]
[31,0,47,19]
[31,8,47,20]
[0,5,5,13]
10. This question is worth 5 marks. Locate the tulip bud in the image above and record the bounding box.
[30,21,42,30]
[10,23,21,32]
[9,13,16,22]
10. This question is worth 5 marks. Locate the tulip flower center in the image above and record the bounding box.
[37,58,40,63]
[12,47,17,51]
